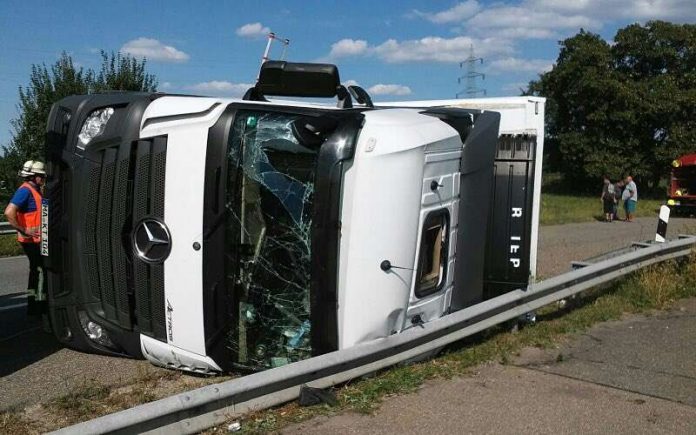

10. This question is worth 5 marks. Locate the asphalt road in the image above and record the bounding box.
[0,217,695,412]
[0,255,27,298]
[0,256,39,344]
[0,255,156,411]
[284,299,696,434]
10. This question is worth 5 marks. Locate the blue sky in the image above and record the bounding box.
[1,0,695,147]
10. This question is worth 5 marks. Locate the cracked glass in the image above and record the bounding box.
[225,110,317,370]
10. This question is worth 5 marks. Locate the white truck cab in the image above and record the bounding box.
[43,62,544,373]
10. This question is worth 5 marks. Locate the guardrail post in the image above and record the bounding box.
[655,205,669,243]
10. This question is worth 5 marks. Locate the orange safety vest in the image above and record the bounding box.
[16,182,42,244]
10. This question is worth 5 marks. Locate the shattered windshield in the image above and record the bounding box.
[226,110,317,369]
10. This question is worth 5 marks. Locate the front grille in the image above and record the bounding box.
[79,137,168,337]
[95,153,119,323]
[84,167,101,300]
[112,154,132,327]
[131,137,168,339]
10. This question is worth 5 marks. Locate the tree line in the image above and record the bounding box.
[0,51,157,203]
[527,20,696,193]
[1,21,694,201]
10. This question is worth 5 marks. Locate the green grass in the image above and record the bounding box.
[540,193,664,226]
[0,234,23,257]
[206,255,696,434]
[50,380,112,420]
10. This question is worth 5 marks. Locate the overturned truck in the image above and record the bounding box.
[43,62,544,373]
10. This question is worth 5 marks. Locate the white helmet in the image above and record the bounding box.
[19,160,46,177]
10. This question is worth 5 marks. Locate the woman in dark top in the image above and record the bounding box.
[601,176,616,222]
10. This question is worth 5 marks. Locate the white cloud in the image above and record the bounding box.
[187,81,254,96]
[484,27,558,40]
[320,35,513,64]
[373,36,513,63]
[236,22,271,38]
[465,6,600,40]
[160,82,172,89]
[501,82,529,93]
[328,39,368,58]
[527,0,696,22]
[412,1,481,24]
[120,38,189,62]
[343,80,412,96]
[317,0,695,91]
[418,0,696,42]
[120,38,190,63]
[488,57,554,74]
[367,84,413,96]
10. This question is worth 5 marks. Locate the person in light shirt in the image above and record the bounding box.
[623,175,638,222]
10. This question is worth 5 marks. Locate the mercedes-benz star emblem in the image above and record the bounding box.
[133,219,172,263]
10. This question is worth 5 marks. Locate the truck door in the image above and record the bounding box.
[404,149,461,327]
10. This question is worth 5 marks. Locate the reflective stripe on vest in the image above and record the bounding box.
[16,182,42,244]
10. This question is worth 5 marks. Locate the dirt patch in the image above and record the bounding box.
[0,367,234,433]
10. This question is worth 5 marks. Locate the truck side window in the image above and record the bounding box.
[415,210,449,298]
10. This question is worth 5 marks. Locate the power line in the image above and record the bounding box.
[456,45,486,98]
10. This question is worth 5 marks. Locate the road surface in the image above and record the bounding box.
[284,298,696,434]
[0,256,40,344]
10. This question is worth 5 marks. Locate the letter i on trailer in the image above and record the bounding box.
[44,61,544,373]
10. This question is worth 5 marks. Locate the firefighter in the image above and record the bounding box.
[4,160,47,315]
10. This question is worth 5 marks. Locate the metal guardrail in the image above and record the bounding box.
[54,236,696,435]
[0,221,14,236]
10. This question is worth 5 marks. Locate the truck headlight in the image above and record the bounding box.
[672,159,681,167]
[78,311,117,349]
[77,107,114,149]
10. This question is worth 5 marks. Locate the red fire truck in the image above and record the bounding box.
[667,153,696,213]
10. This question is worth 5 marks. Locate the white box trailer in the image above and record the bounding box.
[43,62,544,373]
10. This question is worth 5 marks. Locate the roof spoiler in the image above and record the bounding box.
[243,61,373,109]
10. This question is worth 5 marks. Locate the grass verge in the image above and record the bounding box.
[0,366,234,434]
[206,255,696,434]
[0,234,23,257]
[540,193,664,226]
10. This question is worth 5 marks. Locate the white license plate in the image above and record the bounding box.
[41,199,49,257]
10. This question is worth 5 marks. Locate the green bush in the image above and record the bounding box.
[0,234,23,257]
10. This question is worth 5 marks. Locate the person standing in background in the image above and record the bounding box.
[613,179,624,220]
[600,176,616,222]
[624,175,638,222]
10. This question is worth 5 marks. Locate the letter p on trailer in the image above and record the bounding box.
[42,61,544,373]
